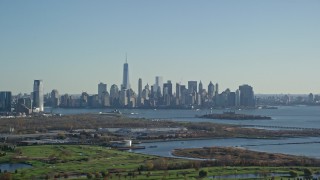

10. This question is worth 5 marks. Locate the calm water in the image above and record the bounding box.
[132,137,320,159]
[46,106,320,158]
[0,163,32,172]
[209,173,290,179]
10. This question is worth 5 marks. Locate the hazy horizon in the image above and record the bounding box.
[1,1,320,95]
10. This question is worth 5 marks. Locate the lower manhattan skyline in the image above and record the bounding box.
[1,1,320,94]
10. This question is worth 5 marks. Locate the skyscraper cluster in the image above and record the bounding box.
[2,59,320,115]
[41,61,256,109]
[0,80,43,115]
[1,60,259,114]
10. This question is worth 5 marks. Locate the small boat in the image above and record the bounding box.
[99,109,122,116]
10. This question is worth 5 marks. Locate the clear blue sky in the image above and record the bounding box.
[1,0,319,95]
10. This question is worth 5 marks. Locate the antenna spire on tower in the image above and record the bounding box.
[125,53,128,63]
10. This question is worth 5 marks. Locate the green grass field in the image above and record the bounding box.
[0,145,319,179]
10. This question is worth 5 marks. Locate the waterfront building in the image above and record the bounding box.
[0,91,12,112]
[138,78,142,97]
[308,93,314,103]
[33,80,44,112]
[239,84,255,107]
[89,94,100,108]
[163,80,173,96]
[16,97,32,115]
[98,82,107,100]
[163,80,173,106]
[127,88,137,108]
[176,83,181,99]
[215,83,219,96]
[154,76,163,97]
[188,81,197,93]
[51,89,60,107]
[150,85,154,99]
[142,84,150,100]
[208,81,214,98]
[120,89,128,106]
[199,81,203,93]
[141,84,150,106]
[235,89,240,106]
[175,83,181,105]
[180,85,187,105]
[121,57,130,90]
[186,93,195,105]
[110,84,120,106]
[228,92,236,107]
[80,92,89,107]
[60,94,68,107]
[101,91,110,107]
[138,78,142,106]
[196,93,202,106]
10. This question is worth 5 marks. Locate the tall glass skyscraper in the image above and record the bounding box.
[154,76,163,95]
[122,60,130,90]
[33,80,44,112]
[0,91,12,112]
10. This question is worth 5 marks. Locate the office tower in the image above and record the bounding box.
[227,92,236,107]
[308,93,314,103]
[16,97,32,115]
[150,85,154,98]
[180,85,186,95]
[188,81,197,93]
[98,83,107,99]
[88,94,99,108]
[199,81,203,93]
[154,76,163,96]
[239,84,255,107]
[80,92,89,107]
[235,89,240,106]
[101,91,110,107]
[110,84,119,106]
[120,89,128,106]
[0,91,12,112]
[153,76,163,98]
[163,80,173,96]
[33,80,44,112]
[110,84,119,99]
[180,85,187,105]
[127,89,136,108]
[175,83,181,105]
[121,57,130,90]
[163,80,173,106]
[208,81,215,98]
[215,83,219,95]
[137,78,143,106]
[196,93,201,106]
[142,84,150,101]
[51,89,60,107]
[138,78,142,97]
[176,83,181,99]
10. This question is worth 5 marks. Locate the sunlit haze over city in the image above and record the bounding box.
[2,1,320,179]
[1,1,320,94]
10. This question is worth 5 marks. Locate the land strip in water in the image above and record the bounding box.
[172,146,320,167]
[1,114,320,144]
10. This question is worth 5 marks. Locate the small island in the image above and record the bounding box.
[199,111,271,120]
[172,146,320,166]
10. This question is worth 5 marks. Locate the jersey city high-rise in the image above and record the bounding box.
[33,80,44,112]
